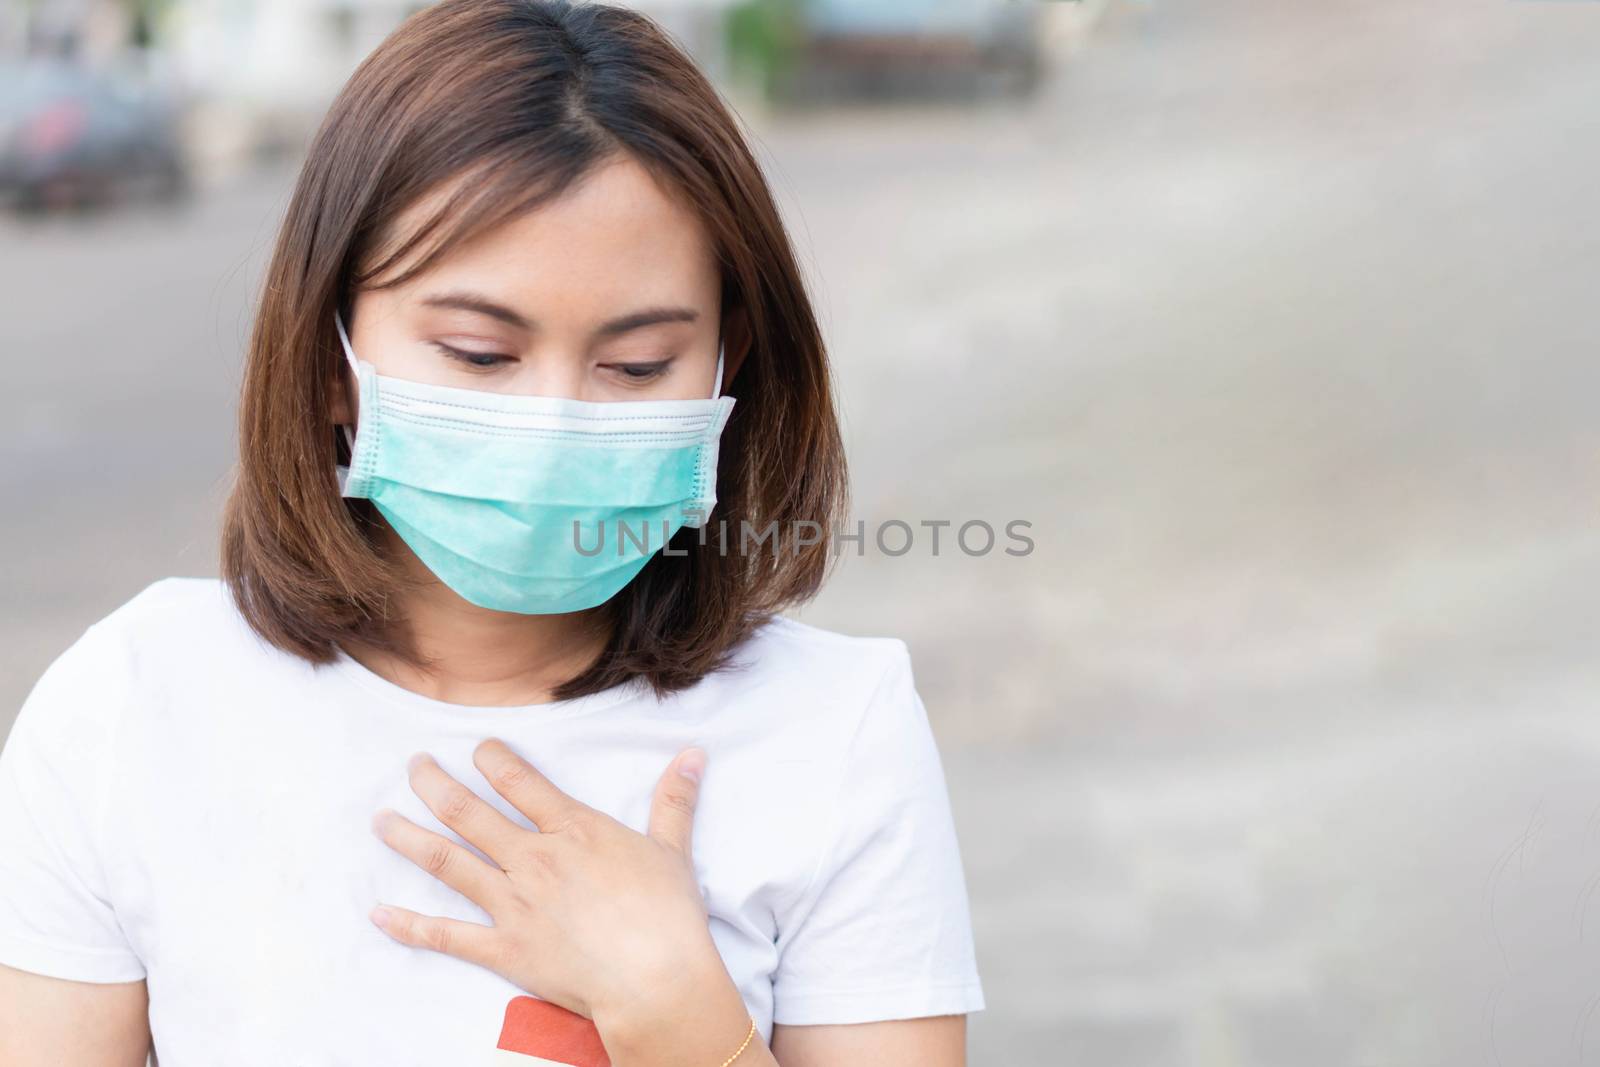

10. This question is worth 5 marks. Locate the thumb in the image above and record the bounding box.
[648,746,706,858]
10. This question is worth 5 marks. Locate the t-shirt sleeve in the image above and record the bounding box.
[0,621,145,983]
[770,642,985,1025]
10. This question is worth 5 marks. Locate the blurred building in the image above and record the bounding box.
[2,0,150,63]
[2,0,1097,184]
[168,0,734,165]
[4,0,738,180]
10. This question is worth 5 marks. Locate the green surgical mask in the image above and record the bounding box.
[333,309,736,614]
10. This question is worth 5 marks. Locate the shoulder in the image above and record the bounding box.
[12,577,262,737]
[25,575,237,681]
[706,614,937,794]
[89,575,240,639]
[723,614,915,713]
[73,575,258,670]
[4,578,237,808]
[736,615,938,765]
[674,613,932,781]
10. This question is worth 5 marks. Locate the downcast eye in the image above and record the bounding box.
[432,342,511,369]
[608,361,671,381]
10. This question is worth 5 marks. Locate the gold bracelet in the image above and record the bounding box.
[718,1014,757,1067]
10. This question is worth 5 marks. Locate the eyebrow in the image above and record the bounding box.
[419,290,699,336]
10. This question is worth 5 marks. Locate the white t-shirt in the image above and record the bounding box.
[0,577,984,1065]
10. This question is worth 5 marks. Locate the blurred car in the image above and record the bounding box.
[786,0,1045,103]
[0,59,190,213]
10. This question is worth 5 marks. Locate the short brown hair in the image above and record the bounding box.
[221,0,847,698]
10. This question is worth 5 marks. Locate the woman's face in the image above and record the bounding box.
[337,154,725,411]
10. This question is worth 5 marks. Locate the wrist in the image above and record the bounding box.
[595,942,754,1067]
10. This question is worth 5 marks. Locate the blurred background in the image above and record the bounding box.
[4,0,1600,1063]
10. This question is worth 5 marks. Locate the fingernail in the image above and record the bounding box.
[406,752,430,774]
[371,809,393,836]
[370,905,392,930]
[678,747,706,784]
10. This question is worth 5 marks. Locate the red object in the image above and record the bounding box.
[494,996,613,1066]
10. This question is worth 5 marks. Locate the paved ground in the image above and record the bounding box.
[4,0,1600,1063]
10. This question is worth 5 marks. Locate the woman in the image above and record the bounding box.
[0,2,985,1064]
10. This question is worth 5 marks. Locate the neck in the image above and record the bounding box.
[345,529,611,706]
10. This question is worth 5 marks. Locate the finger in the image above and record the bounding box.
[373,808,507,908]
[473,739,586,832]
[647,747,706,858]
[369,903,500,969]
[408,752,524,860]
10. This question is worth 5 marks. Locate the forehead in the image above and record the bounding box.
[369,154,720,312]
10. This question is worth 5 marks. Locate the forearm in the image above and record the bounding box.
[595,951,778,1067]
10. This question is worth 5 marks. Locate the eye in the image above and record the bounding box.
[432,342,511,370]
[604,360,672,383]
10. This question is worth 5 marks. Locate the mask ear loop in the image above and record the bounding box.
[333,309,360,451]
[712,339,726,401]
